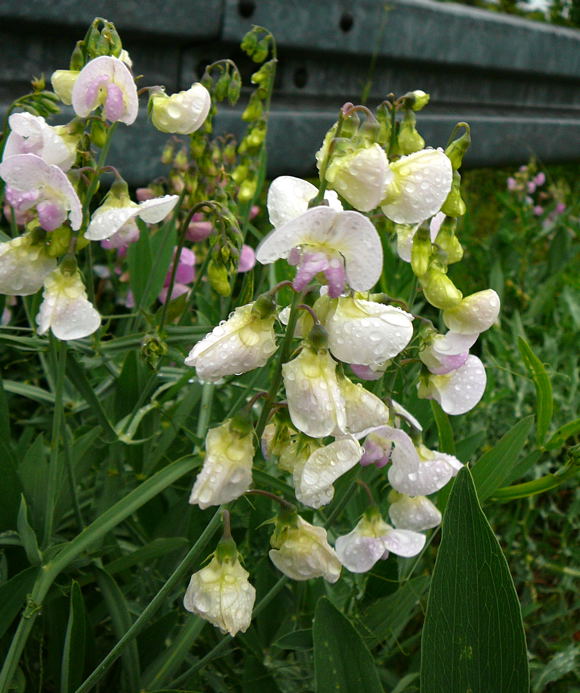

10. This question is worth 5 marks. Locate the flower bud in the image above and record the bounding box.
[445,123,471,170]
[150,83,211,135]
[421,266,463,310]
[441,170,466,217]
[396,110,425,155]
[410,226,432,277]
[434,217,463,264]
[401,90,430,111]
[51,70,79,105]
[442,289,500,334]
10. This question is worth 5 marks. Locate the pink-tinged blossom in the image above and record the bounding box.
[533,205,544,216]
[534,172,546,186]
[388,441,462,496]
[527,181,537,194]
[238,245,256,273]
[350,363,385,381]
[359,424,416,469]
[420,331,478,375]
[555,202,566,214]
[0,234,56,295]
[388,494,441,531]
[419,354,487,415]
[72,56,139,125]
[101,220,140,250]
[3,113,77,171]
[167,247,196,286]
[186,215,214,242]
[136,187,155,202]
[506,176,518,191]
[0,153,82,231]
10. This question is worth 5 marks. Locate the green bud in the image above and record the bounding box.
[307,324,329,351]
[230,410,253,437]
[421,267,463,309]
[240,29,258,57]
[214,71,230,101]
[207,259,231,297]
[227,71,242,105]
[90,119,108,148]
[441,171,467,217]
[401,90,430,112]
[445,123,471,170]
[31,74,46,91]
[252,293,277,319]
[173,148,188,170]
[46,226,71,257]
[396,110,425,155]
[435,217,463,264]
[252,38,270,63]
[242,93,264,122]
[411,227,432,277]
[69,41,85,71]
[251,61,273,86]
[105,22,123,57]
[375,103,392,148]
[238,179,257,202]
[141,333,168,370]
[232,165,248,185]
[215,537,238,562]
[161,141,175,165]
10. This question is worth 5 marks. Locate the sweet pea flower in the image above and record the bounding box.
[442,289,500,334]
[534,172,546,186]
[257,205,383,297]
[185,297,278,383]
[0,233,56,296]
[269,514,341,582]
[3,113,77,171]
[419,331,478,375]
[349,363,386,381]
[335,508,425,573]
[36,267,100,340]
[388,492,442,532]
[51,69,79,105]
[381,148,453,224]
[100,220,140,250]
[184,544,255,636]
[326,296,413,367]
[293,436,362,508]
[388,441,462,496]
[158,247,196,304]
[395,211,443,263]
[238,244,256,273]
[189,419,254,509]
[186,213,214,242]
[419,353,487,415]
[359,424,417,469]
[150,83,211,135]
[0,153,82,231]
[339,375,390,436]
[71,56,139,124]
[266,175,342,228]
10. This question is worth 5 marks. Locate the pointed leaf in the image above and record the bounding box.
[313,597,383,693]
[0,567,39,639]
[517,337,553,446]
[421,467,528,693]
[61,581,87,693]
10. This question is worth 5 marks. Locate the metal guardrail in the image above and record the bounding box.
[1,0,579,184]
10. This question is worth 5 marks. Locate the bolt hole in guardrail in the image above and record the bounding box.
[238,0,255,18]
[293,67,308,88]
[339,12,354,32]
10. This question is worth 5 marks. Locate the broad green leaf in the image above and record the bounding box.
[313,597,383,693]
[0,567,39,639]
[430,401,456,454]
[518,337,553,446]
[421,467,528,693]
[471,415,533,502]
[61,581,86,693]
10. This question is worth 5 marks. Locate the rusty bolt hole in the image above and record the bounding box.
[340,12,354,32]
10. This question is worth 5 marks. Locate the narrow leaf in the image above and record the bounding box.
[421,467,528,693]
[61,581,86,693]
[471,416,533,502]
[517,337,553,446]
[313,597,383,693]
[0,567,39,639]
[430,401,456,454]
[545,417,580,451]
[17,495,42,566]
[65,354,117,439]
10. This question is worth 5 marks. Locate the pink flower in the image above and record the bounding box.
[527,181,536,194]
[506,177,518,191]
[238,245,255,273]
[534,172,546,186]
[533,205,544,216]
[165,247,196,286]
[555,202,566,215]
[186,214,214,242]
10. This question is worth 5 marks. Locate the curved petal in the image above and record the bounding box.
[4,113,75,170]
[382,149,452,224]
[443,289,501,334]
[427,354,487,415]
[137,194,180,223]
[339,378,390,436]
[391,399,423,431]
[335,530,385,573]
[0,235,56,296]
[381,528,426,557]
[389,446,461,496]
[267,175,342,228]
[389,495,441,531]
[85,205,139,241]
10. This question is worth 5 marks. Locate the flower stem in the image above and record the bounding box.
[196,382,215,439]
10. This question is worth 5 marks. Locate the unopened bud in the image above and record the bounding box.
[238,179,257,202]
[51,70,79,105]
[441,171,466,217]
[401,90,430,112]
[90,119,108,148]
[207,259,231,297]
[161,141,175,165]
[141,333,168,369]
[69,41,85,71]
[252,293,277,319]
[411,227,432,277]
[227,71,242,105]
[435,218,463,264]
[445,123,471,170]
[421,266,463,309]
[242,93,264,122]
[396,110,425,156]
[307,323,328,351]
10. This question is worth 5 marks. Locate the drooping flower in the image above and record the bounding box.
[395,211,444,263]
[419,331,478,375]
[359,423,417,469]
[188,418,254,509]
[36,266,100,340]
[335,508,425,573]
[293,436,362,508]
[339,375,390,436]
[388,492,441,531]
[71,56,139,124]
[326,296,413,367]
[282,346,346,438]
[269,513,341,582]
[442,289,500,334]
[266,175,342,229]
[0,153,82,231]
[418,354,487,415]
[185,297,278,383]
[388,441,462,496]
[381,148,453,224]
[184,541,255,636]
[257,206,383,297]
[150,83,211,135]
[0,234,56,296]
[3,113,78,171]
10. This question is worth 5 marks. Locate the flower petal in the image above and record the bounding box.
[267,175,342,228]
[428,354,487,415]
[335,530,386,573]
[381,528,426,557]
[389,494,441,531]
[4,113,76,171]
[85,205,139,241]
[137,194,180,223]
[442,289,501,334]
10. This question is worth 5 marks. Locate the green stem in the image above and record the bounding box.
[74,508,222,693]
[491,462,578,501]
[310,111,345,207]
[196,382,215,438]
[42,338,67,547]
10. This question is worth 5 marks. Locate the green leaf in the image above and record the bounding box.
[545,417,580,451]
[273,628,313,651]
[61,581,86,693]
[430,401,456,454]
[65,354,117,439]
[313,597,384,693]
[0,567,39,639]
[128,219,176,310]
[471,415,533,502]
[2,380,54,404]
[532,644,578,692]
[17,495,42,566]
[517,337,553,446]
[421,467,528,693]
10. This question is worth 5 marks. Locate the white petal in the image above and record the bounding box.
[432,331,479,356]
[382,149,452,224]
[137,194,179,223]
[37,271,100,340]
[390,399,423,431]
[0,235,56,296]
[428,354,487,415]
[339,378,390,436]
[396,223,420,263]
[381,528,426,557]
[389,495,441,531]
[360,424,420,462]
[4,113,75,171]
[85,205,139,241]
[335,530,385,573]
[267,175,342,228]
[389,446,461,496]
[443,289,501,334]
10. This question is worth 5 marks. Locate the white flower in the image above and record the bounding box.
[419,354,487,415]
[293,436,362,509]
[326,296,413,367]
[420,331,478,375]
[189,420,254,509]
[85,192,179,241]
[381,149,452,224]
[388,441,462,496]
[150,83,211,135]
[0,153,82,231]
[184,549,255,636]
[269,514,341,582]
[185,300,277,383]
[0,234,56,296]
[36,268,100,340]
[267,175,342,228]
[72,56,139,125]
[339,376,390,436]
[335,510,425,573]
[391,399,423,431]
[282,347,346,438]
[256,206,383,297]
[324,143,392,212]
[388,493,441,531]
[3,113,77,171]
[396,212,443,263]
[442,289,501,334]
